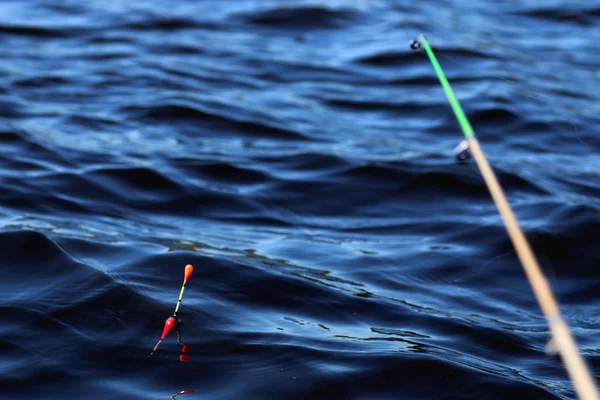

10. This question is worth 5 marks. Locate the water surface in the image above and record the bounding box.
[0,1,599,399]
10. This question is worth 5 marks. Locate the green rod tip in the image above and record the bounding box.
[415,35,475,139]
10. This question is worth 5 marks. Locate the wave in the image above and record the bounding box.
[512,6,600,25]
[122,103,310,141]
[0,24,70,38]
[234,6,361,30]
[355,47,496,67]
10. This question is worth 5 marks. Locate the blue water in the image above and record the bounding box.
[0,1,599,399]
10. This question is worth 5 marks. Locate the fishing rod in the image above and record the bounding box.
[411,35,599,400]
[150,264,195,356]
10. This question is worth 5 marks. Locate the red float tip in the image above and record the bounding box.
[183,264,194,285]
[161,317,178,339]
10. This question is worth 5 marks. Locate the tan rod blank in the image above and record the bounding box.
[468,138,599,400]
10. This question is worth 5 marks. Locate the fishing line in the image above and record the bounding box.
[411,34,599,400]
[176,328,192,363]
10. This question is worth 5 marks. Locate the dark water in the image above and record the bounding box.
[1,0,599,399]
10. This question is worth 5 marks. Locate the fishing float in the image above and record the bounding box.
[410,35,599,400]
[150,264,194,357]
